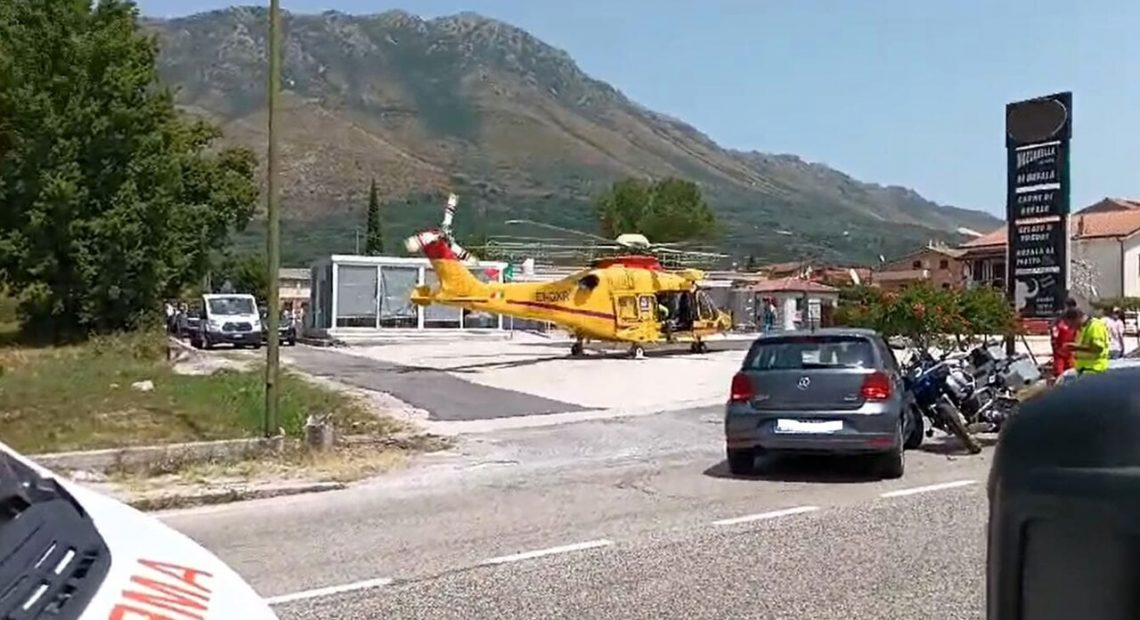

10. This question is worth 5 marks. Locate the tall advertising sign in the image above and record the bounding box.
[1005,92,1072,319]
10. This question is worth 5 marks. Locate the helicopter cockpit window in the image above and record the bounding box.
[578,274,600,291]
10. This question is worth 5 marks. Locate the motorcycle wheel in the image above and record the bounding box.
[936,400,982,454]
[904,405,924,450]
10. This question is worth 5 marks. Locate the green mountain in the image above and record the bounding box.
[147,7,1000,266]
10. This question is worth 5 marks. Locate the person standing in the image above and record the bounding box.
[1063,306,1110,375]
[762,299,776,334]
[1050,301,1078,383]
[1106,306,1126,359]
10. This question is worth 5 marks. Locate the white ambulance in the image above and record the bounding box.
[0,441,278,619]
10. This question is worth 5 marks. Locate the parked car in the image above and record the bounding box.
[1055,345,1140,386]
[0,440,278,619]
[261,308,297,346]
[189,293,263,350]
[725,328,921,479]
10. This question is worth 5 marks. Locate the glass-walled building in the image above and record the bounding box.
[308,255,508,336]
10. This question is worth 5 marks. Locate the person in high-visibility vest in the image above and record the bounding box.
[1062,306,1110,375]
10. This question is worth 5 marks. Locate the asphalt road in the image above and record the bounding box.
[162,405,993,619]
[287,346,591,420]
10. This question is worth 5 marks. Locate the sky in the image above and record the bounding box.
[135,0,1140,217]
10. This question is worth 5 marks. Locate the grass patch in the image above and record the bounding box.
[0,329,397,454]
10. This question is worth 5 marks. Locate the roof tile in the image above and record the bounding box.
[959,209,1140,250]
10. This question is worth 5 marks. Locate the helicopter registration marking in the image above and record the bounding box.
[535,290,571,303]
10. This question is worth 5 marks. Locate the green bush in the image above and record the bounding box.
[834,282,1018,346]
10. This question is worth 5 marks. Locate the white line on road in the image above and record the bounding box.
[479,539,614,566]
[711,505,820,526]
[264,577,393,606]
[879,479,977,498]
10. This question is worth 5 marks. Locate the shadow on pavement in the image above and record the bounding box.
[918,434,999,456]
[702,454,882,484]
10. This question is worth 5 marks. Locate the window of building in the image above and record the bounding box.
[939,259,949,269]
[942,283,951,290]
[912,260,922,269]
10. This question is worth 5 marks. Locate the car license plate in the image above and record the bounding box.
[775,419,843,434]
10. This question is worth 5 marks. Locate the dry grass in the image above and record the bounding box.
[110,443,415,491]
[0,325,399,454]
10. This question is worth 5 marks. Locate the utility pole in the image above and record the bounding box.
[264,0,282,437]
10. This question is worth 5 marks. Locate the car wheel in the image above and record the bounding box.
[726,448,756,476]
[878,421,906,480]
[904,405,925,450]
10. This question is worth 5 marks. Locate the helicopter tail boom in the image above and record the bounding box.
[408,236,493,305]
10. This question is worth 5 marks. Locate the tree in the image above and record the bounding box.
[0,0,259,337]
[214,253,270,303]
[364,179,384,255]
[593,177,718,243]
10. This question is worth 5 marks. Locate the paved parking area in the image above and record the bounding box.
[336,338,750,412]
[286,346,593,421]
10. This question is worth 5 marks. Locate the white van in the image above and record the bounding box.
[190,293,263,350]
[0,441,278,619]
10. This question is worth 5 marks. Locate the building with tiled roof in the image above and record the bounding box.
[875,241,970,292]
[957,199,1140,299]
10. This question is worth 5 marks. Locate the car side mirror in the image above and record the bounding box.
[987,369,1140,620]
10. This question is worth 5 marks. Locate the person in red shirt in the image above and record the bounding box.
[1050,298,1079,383]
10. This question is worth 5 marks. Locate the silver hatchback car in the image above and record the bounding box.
[724,328,921,479]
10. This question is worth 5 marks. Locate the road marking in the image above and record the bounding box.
[880,479,977,498]
[479,539,614,566]
[264,577,393,605]
[711,505,820,526]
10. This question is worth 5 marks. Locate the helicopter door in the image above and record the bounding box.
[694,291,717,327]
[614,295,640,327]
[637,295,657,322]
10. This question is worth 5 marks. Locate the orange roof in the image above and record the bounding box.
[959,209,1140,250]
[745,278,839,294]
[1080,197,1140,213]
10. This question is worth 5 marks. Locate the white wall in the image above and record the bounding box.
[1124,236,1140,297]
[1071,238,1124,300]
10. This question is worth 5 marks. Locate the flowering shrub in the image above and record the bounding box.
[834,283,1018,347]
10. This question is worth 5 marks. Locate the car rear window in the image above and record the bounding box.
[743,336,877,371]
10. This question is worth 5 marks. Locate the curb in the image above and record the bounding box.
[32,437,280,474]
[130,481,346,512]
[32,432,449,474]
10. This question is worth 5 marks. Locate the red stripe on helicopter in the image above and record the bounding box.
[506,300,616,320]
[421,237,456,260]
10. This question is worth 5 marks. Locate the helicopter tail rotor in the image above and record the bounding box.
[402,193,478,263]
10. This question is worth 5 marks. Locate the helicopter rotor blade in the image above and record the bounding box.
[441,193,459,231]
[449,241,478,263]
[504,219,615,244]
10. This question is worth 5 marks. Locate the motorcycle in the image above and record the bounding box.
[950,343,1027,433]
[903,342,1033,454]
[903,349,983,454]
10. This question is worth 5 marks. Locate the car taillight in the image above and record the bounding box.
[861,371,892,401]
[730,372,753,402]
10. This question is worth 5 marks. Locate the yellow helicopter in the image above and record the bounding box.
[404,194,734,358]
